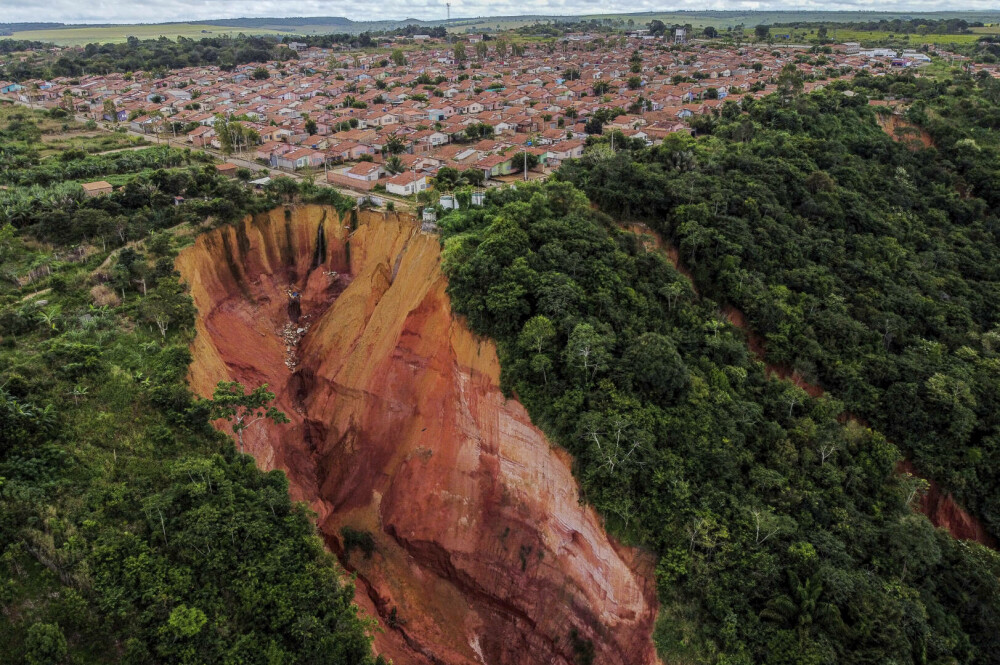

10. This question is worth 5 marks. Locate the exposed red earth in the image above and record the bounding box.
[625,222,995,548]
[177,205,659,665]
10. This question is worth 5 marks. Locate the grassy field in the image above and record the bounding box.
[4,12,999,46]
[823,29,990,46]
[0,23,286,46]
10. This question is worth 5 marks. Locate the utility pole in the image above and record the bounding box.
[447,2,450,21]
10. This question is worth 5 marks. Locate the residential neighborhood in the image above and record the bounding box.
[0,31,961,197]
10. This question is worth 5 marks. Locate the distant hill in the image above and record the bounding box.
[3,10,1000,43]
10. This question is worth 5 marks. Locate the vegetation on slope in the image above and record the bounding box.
[0,104,376,664]
[559,71,1000,544]
[439,178,1000,664]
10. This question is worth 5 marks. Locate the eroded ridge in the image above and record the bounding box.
[177,205,659,665]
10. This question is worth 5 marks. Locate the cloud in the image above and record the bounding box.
[4,0,1000,25]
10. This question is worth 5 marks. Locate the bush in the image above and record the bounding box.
[341,527,375,558]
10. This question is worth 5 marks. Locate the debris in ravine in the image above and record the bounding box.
[280,318,310,371]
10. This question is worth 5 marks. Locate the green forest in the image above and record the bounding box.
[4,39,1000,665]
[559,70,1000,542]
[0,105,379,664]
[439,176,1000,664]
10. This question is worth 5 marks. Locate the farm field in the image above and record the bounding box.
[0,23,286,46]
[5,11,1000,45]
[580,10,1000,29]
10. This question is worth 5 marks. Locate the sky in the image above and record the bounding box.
[3,0,999,25]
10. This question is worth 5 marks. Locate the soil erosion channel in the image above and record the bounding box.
[176,205,659,665]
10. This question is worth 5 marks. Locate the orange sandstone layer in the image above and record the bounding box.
[177,206,659,665]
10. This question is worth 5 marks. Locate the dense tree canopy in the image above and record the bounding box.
[560,73,1000,542]
[439,179,1000,664]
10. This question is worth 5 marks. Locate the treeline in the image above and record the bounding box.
[438,179,1000,664]
[6,35,299,81]
[559,73,1000,545]
[0,38,48,53]
[1,145,204,187]
[772,18,981,34]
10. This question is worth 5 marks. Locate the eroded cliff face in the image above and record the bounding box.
[177,206,659,665]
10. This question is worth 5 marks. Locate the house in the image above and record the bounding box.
[326,140,374,161]
[0,81,22,94]
[275,148,326,170]
[345,161,385,182]
[547,140,585,162]
[475,153,516,180]
[385,171,428,196]
[215,162,240,177]
[129,115,158,134]
[256,140,293,162]
[428,106,457,122]
[103,108,129,123]
[81,181,113,197]
[187,125,215,147]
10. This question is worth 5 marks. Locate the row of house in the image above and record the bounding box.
[1,34,953,194]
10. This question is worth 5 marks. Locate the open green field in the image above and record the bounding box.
[3,11,1000,46]
[0,23,286,46]
[825,29,991,45]
[579,10,1000,29]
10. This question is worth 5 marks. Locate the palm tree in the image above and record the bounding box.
[760,572,847,650]
[384,155,404,175]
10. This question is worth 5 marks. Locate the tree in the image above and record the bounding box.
[776,63,804,99]
[564,323,613,381]
[760,573,845,650]
[304,117,317,136]
[252,66,270,80]
[102,98,117,122]
[167,605,208,638]
[384,155,404,175]
[475,41,489,61]
[625,332,687,400]
[754,25,771,42]
[512,151,540,173]
[495,38,508,59]
[267,176,300,203]
[592,80,610,96]
[140,281,194,338]
[391,48,407,66]
[207,381,290,453]
[24,623,68,665]
[648,20,667,36]
[453,41,467,63]
[704,26,718,38]
[384,135,407,155]
[627,76,642,90]
[629,50,642,74]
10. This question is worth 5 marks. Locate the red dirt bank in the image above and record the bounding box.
[177,206,659,665]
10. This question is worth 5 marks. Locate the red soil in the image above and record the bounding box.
[178,206,659,665]
[875,112,934,149]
